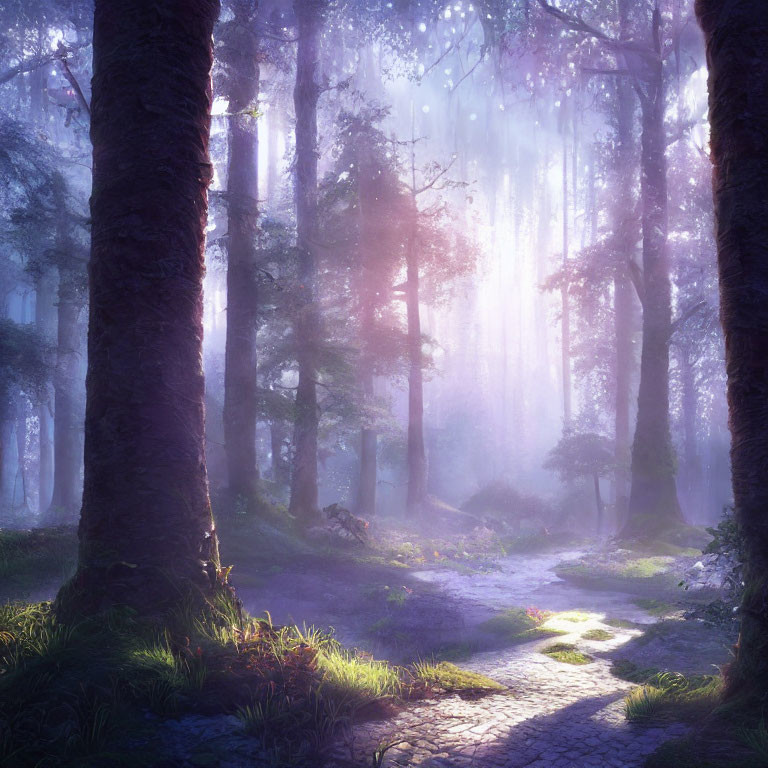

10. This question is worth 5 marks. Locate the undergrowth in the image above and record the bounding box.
[623,671,722,723]
[0,595,489,766]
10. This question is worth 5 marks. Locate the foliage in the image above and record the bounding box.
[0,318,50,419]
[704,508,745,605]
[479,606,566,645]
[540,642,592,665]
[411,661,504,696]
[544,431,614,483]
[581,628,613,641]
[623,671,723,723]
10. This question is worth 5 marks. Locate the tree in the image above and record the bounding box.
[696,0,768,698]
[289,0,326,526]
[545,432,614,533]
[219,0,262,504]
[59,0,222,615]
[46,172,86,524]
[536,0,685,537]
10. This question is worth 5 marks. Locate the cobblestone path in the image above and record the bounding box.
[331,567,690,768]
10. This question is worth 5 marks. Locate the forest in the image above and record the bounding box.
[0,0,765,766]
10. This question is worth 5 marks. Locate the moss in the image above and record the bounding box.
[540,643,592,665]
[619,556,673,578]
[604,617,641,629]
[582,628,614,641]
[412,661,504,695]
[611,659,660,683]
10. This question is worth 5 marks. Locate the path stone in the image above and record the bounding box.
[330,619,687,768]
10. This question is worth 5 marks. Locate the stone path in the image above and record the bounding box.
[333,614,687,768]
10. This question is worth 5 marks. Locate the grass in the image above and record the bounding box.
[540,642,592,665]
[479,607,567,646]
[0,591,503,767]
[412,661,504,696]
[619,556,673,579]
[604,617,641,629]
[623,671,723,723]
[553,610,591,622]
[582,628,614,641]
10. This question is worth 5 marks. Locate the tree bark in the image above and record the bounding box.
[696,0,768,697]
[59,0,222,616]
[223,1,261,504]
[624,11,684,537]
[288,0,324,526]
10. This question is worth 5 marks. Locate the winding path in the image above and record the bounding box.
[331,551,691,768]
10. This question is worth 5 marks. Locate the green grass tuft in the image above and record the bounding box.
[412,661,504,695]
[581,628,614,641]
[540,642,592,665]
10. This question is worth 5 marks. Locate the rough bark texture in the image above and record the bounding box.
[288,0,324,526]
[624,13,684,537]
[59,0,221,615]
[223,1,261,502]
[696,0,768,697]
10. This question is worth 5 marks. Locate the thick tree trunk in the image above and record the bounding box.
[624,16,684,538]
[223,3,261,503]
[59,0,222,615]
[35,267,56,514]
[696,0,768,697]
[288,0,324,526]
[47,175,84,525]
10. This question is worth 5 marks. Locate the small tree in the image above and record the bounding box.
[545,432,614,534]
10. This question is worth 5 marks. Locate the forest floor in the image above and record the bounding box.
[220,519,736,768]
[0,519,741,767]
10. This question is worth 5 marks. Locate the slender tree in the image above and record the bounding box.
[221,0,261,503]
[46,173,84,524]
[696,0,768,696]
[289,0,325,525]
[59,0,222,614]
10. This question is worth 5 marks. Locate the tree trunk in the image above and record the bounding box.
[47,175,84,525]
[406,114,427,516]
[594,473,604,535]
[269,420,289,486]
[288,0,324,526]
[59,0,222,616]
[679,349,702,513]
[35,267,56,514]
[613,7,636,524]
[223,2,261,504]
[624,12,683,538]
[561,119,572,427]
[696,0,768,697]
